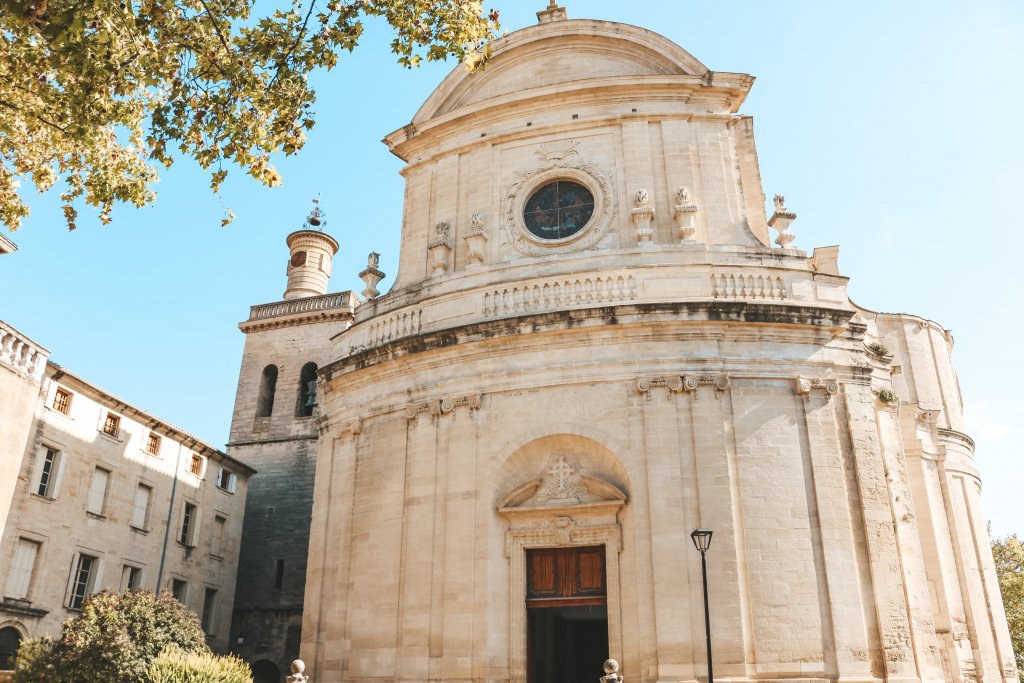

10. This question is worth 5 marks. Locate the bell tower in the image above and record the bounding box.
[283,203,339,300]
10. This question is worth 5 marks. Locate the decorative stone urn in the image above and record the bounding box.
[427,222,453,276]
[630,189,655,245]
[672,186,698,243]
[462,213,488,267]
[768,194,797,249]
[359,251,386,299]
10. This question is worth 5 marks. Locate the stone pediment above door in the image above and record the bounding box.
[496,456,626,522]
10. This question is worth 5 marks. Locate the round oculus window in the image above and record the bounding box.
[523,180,595,241]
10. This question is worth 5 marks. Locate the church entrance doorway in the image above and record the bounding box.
[526,546,608,683]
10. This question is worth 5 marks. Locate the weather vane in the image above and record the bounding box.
[304,196,326,230]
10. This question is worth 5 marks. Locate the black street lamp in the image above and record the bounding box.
[690,528,714,683]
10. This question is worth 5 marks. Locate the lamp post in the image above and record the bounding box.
[690,528,714,683]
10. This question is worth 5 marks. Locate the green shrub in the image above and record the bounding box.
[13,591,207,683]
[878,387,898,404]
[148,646,252,683]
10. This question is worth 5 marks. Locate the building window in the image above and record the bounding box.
[86,467,110,516]
[523,179,595,241]
[171,578,187,603]
[256,365,278,418]
[201,588,218,633]
[131,483,152,530]
[189,454,204,477]
[212,515,226,557]
[274,559,285,589]
[102,412,120,438]
[145,432,162,456]
[36,447,61,498]
[5,538,40,600]
[120,565,142,592]
[68,554,97,609]
[215,467,237,493]
[295,362,318,417]
[52,388,72,416]
[180,502,197,546]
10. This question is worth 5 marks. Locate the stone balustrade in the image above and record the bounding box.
[0,321,48,381]
[249,292,351,321]
[339,262,850,358]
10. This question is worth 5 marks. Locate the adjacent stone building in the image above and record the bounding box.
[282,5,1017,683]
[226,227,357,682]
[0,326,253,665]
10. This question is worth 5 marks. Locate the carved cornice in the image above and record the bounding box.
[795,376,839,397]
[406,392,482,419]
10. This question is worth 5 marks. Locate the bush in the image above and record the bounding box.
[11,636,57,683]
[13,591,208,683]
[148,646,252,683]
[878,388,898,404]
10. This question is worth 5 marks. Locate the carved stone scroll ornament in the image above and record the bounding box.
[794,376,839,398]
[406,392,482,420]
[682,375,731,392]
[636,376,684,394]
[427,222,453,276]
[769,194,797,249]
[673,186,698,243]
[317,415,362,438]
[631,189,655,245]
[462,213,489,267]
[501,140,616,257]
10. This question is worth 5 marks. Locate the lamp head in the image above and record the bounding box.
[690,528,713,552]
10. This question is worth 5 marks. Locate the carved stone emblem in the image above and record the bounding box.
[463,212,488,267]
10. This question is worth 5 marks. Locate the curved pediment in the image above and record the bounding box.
[496,456,627,515]
[413,19,710,125]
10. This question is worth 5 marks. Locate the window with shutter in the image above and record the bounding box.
[4,538,40,599]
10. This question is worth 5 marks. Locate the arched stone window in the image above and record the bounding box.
[295,362,318,417]
[0,626,23,670]
[256,365,278,418]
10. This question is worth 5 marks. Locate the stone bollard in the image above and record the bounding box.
[600,658,623,683]
[286,659,310,683]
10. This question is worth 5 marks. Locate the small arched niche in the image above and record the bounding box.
[256,364,278,418]
[295,362,318,418]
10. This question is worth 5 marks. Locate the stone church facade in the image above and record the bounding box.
[232,6,1017,683]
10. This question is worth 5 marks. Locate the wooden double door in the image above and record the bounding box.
[526,546,609,683]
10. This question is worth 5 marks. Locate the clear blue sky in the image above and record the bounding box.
[2,1,1021,536]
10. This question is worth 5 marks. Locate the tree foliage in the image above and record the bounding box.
[0,0,499,229]
[993,532,1024,682]
[13,590,208,682]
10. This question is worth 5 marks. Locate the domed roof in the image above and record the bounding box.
[411,14,751,126]
[386,11,754,158]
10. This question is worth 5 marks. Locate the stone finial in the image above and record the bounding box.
[631,189,655,246]
[768,194,797,249]
[672,186,698,243]
[359,251,386,299]
[537,0,567,23]
[600,659,623,683]
[286,659,310,683]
